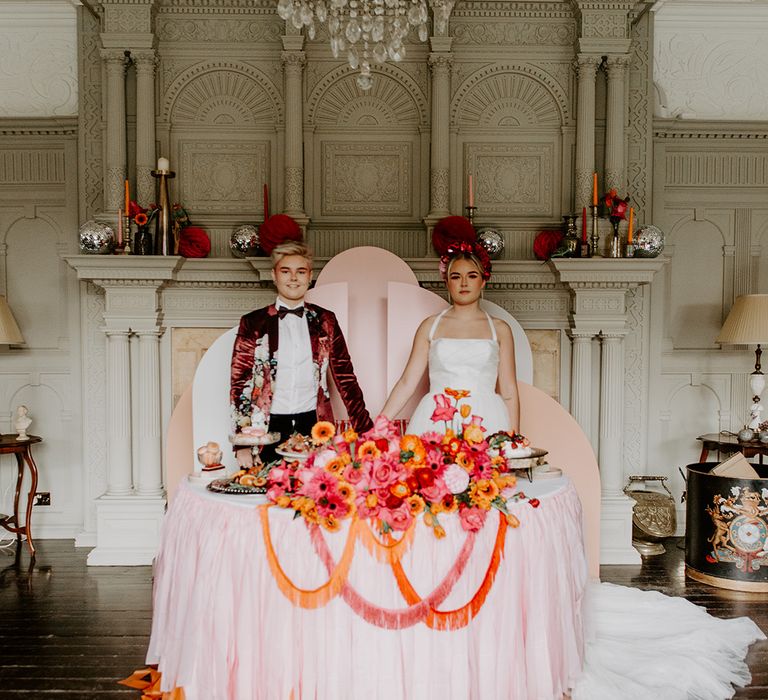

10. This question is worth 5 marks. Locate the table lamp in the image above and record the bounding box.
[0,295,23,345]
[716,294,768,431]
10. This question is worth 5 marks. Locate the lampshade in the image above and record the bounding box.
[0,296,24,344]
[716,294,768,345]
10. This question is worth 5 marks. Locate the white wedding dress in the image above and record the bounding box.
[406,309,766,699]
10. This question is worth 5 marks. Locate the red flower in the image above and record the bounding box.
[533,230,563,261]
[529,498,540,508]
[414,467,435,488]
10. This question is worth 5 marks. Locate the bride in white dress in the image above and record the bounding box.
[381,245,765,699]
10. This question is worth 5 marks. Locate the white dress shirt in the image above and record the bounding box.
[271,297,317,414]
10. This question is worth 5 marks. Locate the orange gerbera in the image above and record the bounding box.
[475,479,499,501]
[311,421,336,444]
[400,434,424,453]
[337,482,354,503]
[407,494,425,515]
[456,451,474,471]
[325,457,346,474]
[494,473,517,491]
[357,440,381,460]
[134,212,148,226]
[342,428,358,443]
[322,515,341,532]
[445,387,470,400]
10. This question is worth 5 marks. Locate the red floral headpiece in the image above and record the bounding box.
[439,240,492,281]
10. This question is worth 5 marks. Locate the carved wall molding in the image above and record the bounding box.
[450,63,570,126]
[155,16,283,42]
[306,63,428,127]
[450,2,575,19]
[161,60,283,125]
[663,152,768,188]
[450,20,576,46]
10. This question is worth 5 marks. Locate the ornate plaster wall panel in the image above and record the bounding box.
[320,143,413,217]
[451,20,576,47]
[155,16,284,44]
[627,9,652,223]
[465,142,556,217]
[178,140,271,214]
[654,4,768,121]
[0,2,78,117]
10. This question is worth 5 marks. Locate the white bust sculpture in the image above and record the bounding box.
[14,405,31,441]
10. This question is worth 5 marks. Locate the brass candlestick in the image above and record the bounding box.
[465,205,477,224]
[151,168,176,255]
[122,214,132,254]
[590,205,600,257]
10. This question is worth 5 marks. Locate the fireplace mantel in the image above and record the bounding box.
[65,254,663,565]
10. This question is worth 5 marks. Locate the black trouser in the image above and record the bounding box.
[259,409,317,465]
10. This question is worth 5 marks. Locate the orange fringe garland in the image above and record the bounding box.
[259,504,360,609]
[119,667,185,699]
[390,510,507,630]
[357,519,416,564]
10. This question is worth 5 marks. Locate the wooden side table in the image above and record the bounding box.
[0,434,42,556]
[696,432,768,466]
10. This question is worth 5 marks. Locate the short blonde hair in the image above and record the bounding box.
[270,240,313,269]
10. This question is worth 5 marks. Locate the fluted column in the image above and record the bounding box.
[574,54,601,209]
[134,49,157,206]
[104,329,133,496]
[428,53,452,218]
[570,333,595,439]
[135,330,164,496]
[282,51,306,218]
[101,49,128,213]
[604,54,630,193]
[599,333,627,497]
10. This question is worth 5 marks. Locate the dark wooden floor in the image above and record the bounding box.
[0,538,766,698]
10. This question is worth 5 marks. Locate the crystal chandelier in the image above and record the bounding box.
[276,0,455,90]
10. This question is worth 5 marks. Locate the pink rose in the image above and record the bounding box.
[380,502,413,532]
[343,463,370,489]
[459,506,488,532]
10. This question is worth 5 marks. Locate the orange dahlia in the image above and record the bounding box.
[311,421,336,444]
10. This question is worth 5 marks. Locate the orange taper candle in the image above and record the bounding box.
[124,179,130,215]
[592,172,598,206]
[627,206,634,243]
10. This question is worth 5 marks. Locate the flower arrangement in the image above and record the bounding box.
[603,189,630,224]
[128,200,160,229]
[265,389,535,537]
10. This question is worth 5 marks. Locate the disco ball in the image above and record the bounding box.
[477,228,504,259]
[633,224,664,258]
[78,220,115,255]
[229,224,260,258]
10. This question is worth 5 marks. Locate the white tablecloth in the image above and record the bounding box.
[147,476,587,700]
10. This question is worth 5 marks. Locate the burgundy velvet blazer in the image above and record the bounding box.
[229,302,372,434]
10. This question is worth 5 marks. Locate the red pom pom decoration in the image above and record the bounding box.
[259,214,303,254]
[432,215,476,256]
[178,226,211,258]
[532,230,563,261]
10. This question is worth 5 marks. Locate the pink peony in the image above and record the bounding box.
[459,506,488,532]
[443,463,470,494]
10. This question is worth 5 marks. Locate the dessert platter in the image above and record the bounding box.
[488,432,559,481]
[274,432,317,461]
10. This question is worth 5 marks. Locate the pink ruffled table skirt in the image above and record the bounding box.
[147,478,587,700]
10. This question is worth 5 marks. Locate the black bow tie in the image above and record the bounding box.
[277,306,304,319]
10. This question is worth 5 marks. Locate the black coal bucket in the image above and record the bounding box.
[684,462,768,591]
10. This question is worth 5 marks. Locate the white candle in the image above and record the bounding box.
[157,157,170,171]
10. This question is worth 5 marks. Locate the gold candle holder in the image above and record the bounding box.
[122,215,132,254]
[465,205,477,224]
[151,168,176,255]
[590,205,600,257]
